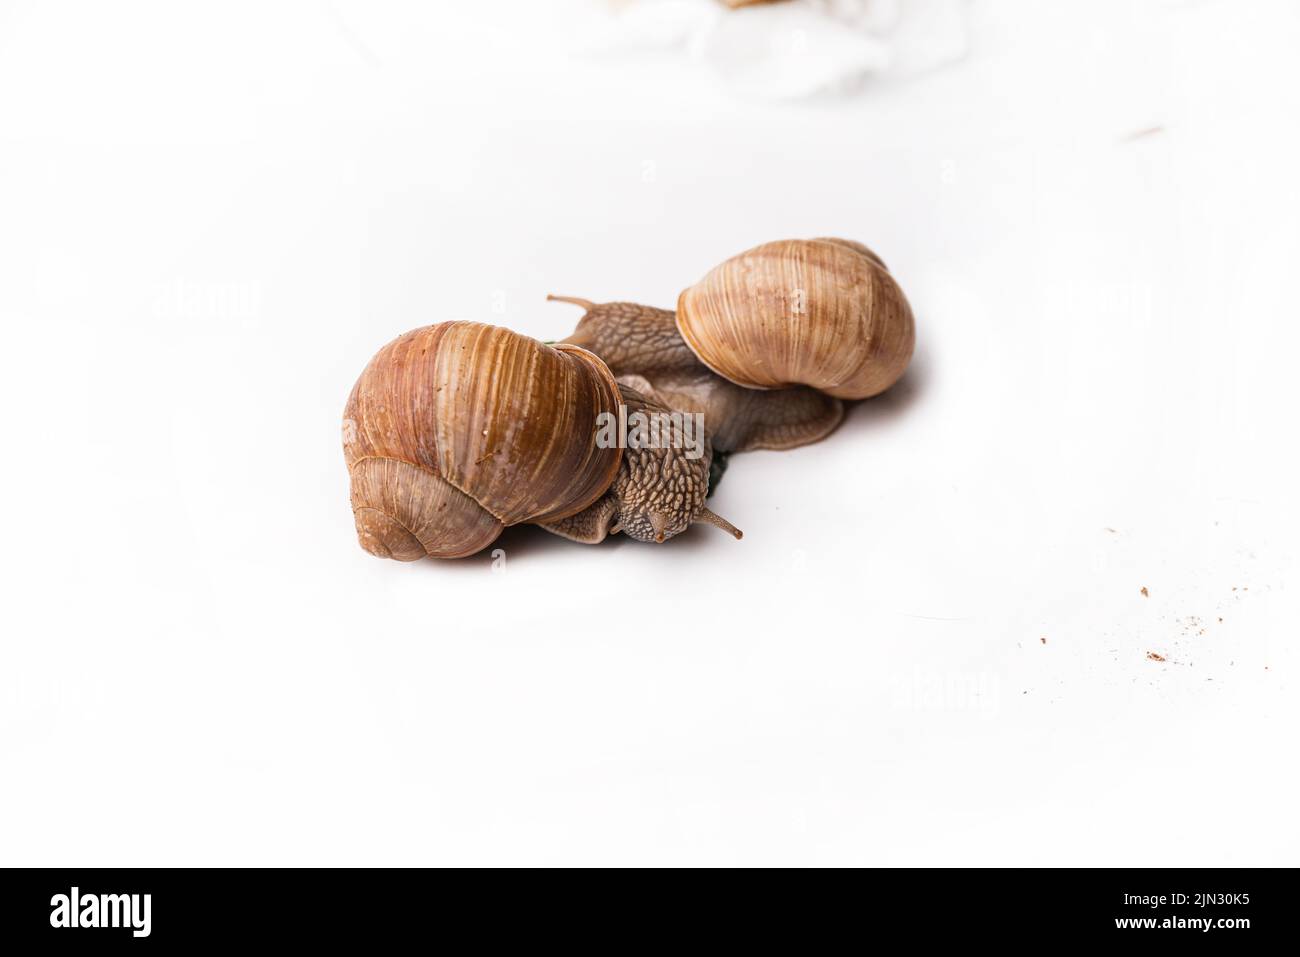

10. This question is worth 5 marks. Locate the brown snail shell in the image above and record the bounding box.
[342,321,623,560]
[675,237,915,400]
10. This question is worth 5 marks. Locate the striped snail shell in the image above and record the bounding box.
[342,321,622,560]
[675,237,915,400]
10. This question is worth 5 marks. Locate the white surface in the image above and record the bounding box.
[1,0,1297,866]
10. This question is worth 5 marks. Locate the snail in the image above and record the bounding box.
[342,321,742,560]
[549,237,914,454]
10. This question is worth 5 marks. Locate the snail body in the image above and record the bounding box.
[343,321,740,561]
[557,299,845,453]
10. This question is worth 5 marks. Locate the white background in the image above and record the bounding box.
[1,0,1297,866]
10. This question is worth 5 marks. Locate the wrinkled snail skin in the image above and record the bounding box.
[676,237,915,400]
[556,299,692,377]
[343,321,741,560]
[555,297,844,453]
[540,384,742,545]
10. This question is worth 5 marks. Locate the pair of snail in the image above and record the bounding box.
[342,237,915,560]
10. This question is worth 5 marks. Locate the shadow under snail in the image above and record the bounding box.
[342,237,915,560]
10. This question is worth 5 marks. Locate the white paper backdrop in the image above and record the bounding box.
[1,0,1296,866]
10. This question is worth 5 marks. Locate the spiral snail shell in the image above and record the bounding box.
[676,237,914,400]
[343,322,623,560]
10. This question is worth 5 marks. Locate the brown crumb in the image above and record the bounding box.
[1140,586,1149,597]
[1040,636,1046,645]
[1120,125,1166,142]
[1146,651,1166,662]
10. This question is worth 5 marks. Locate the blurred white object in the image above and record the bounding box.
[583,0,969,99]
[694,3,891,98]
[588,0,721,51]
